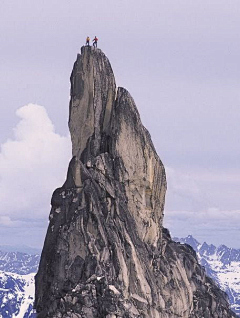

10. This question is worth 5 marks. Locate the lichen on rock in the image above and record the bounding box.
[35,46,237,318]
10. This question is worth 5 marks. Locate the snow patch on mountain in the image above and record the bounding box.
[0,271,36,318]
[175,235,240,315]
[0,251,40,275]
[0,240,238,317]
[0,250,38,318]
[11,272,35,318]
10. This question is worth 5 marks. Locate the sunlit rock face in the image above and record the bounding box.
[69,46,116,159]
[35,47,236,318]
[68,46,165,247]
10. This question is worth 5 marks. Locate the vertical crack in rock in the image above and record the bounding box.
[35,46,237,318]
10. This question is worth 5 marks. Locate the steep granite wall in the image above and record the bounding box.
[35,46,237,318]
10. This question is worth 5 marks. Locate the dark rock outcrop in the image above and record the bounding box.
[35,46,237,318]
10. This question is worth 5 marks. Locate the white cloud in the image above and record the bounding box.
[165,165,240,212]
[165,207,240,224]
[165,166,209,212]
[0,215,29,227]
[0,104,71,221]
[0,216,14,226]
[166,167,200,197]
[164,166,240,247]
[1,105,239,248]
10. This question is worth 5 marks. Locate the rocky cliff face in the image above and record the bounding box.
[35,46,237,318]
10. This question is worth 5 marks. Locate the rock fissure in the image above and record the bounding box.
[35,46,237,318]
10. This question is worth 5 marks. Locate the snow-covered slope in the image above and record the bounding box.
[175,235,240,315]
[0,271,35,318]
[0,251,39,318]
[0,251,39,275]
[1,241,239,317]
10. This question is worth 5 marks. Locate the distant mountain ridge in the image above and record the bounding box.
[0,240,239,317]
[0,249,39,317]
[174,235,240,316]
[0,250,40,275]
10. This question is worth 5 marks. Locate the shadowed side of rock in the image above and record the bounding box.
[35,47,237,318]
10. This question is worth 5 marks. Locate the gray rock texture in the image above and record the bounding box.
[35,46,237,318]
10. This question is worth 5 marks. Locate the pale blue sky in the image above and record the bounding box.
[0,0,239,248]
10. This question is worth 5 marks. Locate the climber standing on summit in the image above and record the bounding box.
[93,36,98,48]
[86,36,90,46]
